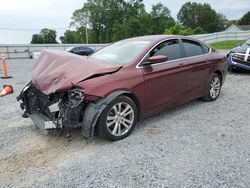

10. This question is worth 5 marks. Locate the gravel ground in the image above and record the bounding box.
[0,58,250,188]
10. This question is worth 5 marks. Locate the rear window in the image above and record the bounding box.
[182,39,204,57]
[150,39,182,61]
[202,44,210,54]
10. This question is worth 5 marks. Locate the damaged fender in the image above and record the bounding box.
[81,91,132,138]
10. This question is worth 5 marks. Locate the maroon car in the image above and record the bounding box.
[17,35,227,141]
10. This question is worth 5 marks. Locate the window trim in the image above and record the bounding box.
[181,39,207,57]
[136,38,211,68]
[149,39,183,61]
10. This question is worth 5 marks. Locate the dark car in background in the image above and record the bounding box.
[66,46,96,56]
[17,35,227,141]
[227,39,250,71]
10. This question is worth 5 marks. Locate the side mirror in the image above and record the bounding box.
[235,44,241,47]
[144,55,168,65]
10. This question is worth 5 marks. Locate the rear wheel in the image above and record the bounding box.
[96,96,137,141]
[202,73,222,102]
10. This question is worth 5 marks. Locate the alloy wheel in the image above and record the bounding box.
[106,102,134,136]
[210,77,221,99]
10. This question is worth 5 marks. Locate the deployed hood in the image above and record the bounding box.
[32,49,122,95]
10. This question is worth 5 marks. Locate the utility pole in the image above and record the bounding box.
[84,13,89,44]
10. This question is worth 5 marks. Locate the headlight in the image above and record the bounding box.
[68,89,85,108]
[226,51,233,58]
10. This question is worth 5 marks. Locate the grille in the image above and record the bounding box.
[232,53,250,67]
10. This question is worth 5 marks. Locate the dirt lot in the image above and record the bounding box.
[0,59,250,187]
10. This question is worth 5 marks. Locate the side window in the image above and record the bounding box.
[201,44,210,54]
[182,39,204,57]
[74,47,80,51]
[150,39,182,61]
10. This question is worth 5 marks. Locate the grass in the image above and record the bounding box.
[211,40,244,50]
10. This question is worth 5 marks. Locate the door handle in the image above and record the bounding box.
[178,63,184,66]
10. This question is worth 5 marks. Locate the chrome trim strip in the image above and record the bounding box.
[244,48,250,62]
[136,38,212,69]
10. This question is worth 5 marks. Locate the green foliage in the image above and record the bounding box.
[60,30,77,44]
[148,3,175,34]
[60,28,88,44]
[193,27,205,34]
[31,34,43,44]
[238,11,250,25]
[177,2,227,33]
[31,28,58,44]
[70,0,175,43]
[164,23,205,35]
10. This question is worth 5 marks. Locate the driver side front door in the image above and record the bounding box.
[142,39,189,117]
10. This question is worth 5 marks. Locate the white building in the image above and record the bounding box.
[225,24,250,32]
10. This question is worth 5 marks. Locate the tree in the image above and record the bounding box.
[164,23,205,35]
[148,3,175,34]
[111,0,150,41]
[71,0,127,43]
[60,30,76,44]
[70,0,176,43]
[31,34,44,44]
[177,2,227,33]
[238,11,250,25]
[40,29,58,44]
[60,28,89,44]
[31,28,58,44]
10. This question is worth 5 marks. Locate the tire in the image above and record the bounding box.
[202,73,222,102]
[96,96,138,141]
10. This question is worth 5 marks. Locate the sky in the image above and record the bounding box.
[0,0,249,44]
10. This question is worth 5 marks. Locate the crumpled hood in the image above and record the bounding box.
[32,49,122,95]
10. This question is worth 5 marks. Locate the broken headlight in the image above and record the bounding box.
[67,88,85,108]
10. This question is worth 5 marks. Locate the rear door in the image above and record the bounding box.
[141,39,189,116]
[180,39,211,100]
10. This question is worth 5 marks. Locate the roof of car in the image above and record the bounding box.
[124,35,199,42]
[126,35,174,41]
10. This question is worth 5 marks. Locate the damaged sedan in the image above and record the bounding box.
[17,35,227,141]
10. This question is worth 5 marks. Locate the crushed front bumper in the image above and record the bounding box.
[29,113,57,134]
[17,82,87,133]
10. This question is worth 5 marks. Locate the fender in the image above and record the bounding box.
[81,90,132,138]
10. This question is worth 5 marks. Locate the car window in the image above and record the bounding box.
[150,39,182,61]
[74,47,80,51]
[79,47,89,51]
[84,48,92,53]
[92,40,152,65]
[182,39,204,57]
[201,44,210,54]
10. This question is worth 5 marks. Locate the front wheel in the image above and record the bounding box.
[96,96,138,141]
[202,73,222,102]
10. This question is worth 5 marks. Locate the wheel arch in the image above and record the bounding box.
[122,93,141,121]
[214,70,223,82]
[81,90,140,138]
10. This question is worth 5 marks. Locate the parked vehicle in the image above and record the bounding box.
[227,39,250,71]
[66,46,96,56]
[17,35,227,141]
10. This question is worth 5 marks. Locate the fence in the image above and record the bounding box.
[191,30,250,44]
[0,44,108,59]
[1,30,250,59]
